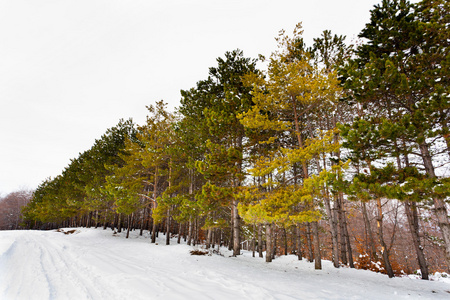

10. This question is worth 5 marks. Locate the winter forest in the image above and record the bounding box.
[3,0,449,280]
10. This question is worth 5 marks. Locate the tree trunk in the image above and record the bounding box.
[418,140,450,270]
[94,210,99,229]
[117,213,122,233]
[232,200,241,256]
[258,224,263,258]
[296,225,303,260]
[324,195,339,267]
[283,227,288,255]
[376,198,394,278]
[111,214,116,231]
[151,167,159,244]
[151,216,157,243]
[145,207,150,231]
[265,223,272,262]
[337,194,348,265]
[211,228,216,249]
[405,201,429,280]
[126,214,131,239]
[343,210,354,268]
[140,207,146,236]
[338,194,354,268]
[194,218,199,246]
[166,211,170,246]
[206,228,212,249]
[312,221,322,270]
[187,219,193,246]
[306,222,314,263]
[86,213,91,228]
[103,210,108,230]
[362,201,378,261]
[252,224,256,257]
[228,213,234,251]
[317,157,339,267]
[177,223,182,244]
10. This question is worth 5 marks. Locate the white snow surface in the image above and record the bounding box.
[0,228,449,300]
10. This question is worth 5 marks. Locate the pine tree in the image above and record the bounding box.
[179,49,258,256]
[238,24,344,268]
[341,0,450,271]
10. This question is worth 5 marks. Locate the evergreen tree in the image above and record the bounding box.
[341,0,450,270]
[239,24,344,268]
[179,49,258,256]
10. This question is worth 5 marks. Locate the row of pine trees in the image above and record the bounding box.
[22,0,449,279]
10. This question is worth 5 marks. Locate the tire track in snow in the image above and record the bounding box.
[40,232,138,300]
[77,242,173,299]
[0,231,127,300]
[0,233,51,299]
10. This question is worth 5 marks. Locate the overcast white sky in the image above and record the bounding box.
[0,0,384,195]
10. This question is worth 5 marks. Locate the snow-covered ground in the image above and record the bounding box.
[0,228,449,300]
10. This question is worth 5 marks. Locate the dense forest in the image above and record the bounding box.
[11,0,449,279]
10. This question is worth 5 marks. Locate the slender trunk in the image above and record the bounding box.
[232,200,241,256]
[318,150,339,267]
[338,194,354,267]
[343,210,354,268]
[306,222,314,263]
[400,143,429,278]
[362,202,378,261]
[103,210,108,230]
[140,207,146,236]
[337,194,347,265]
[166,211,170,246]
[324,195,339,267]
[206,228,212,249]
[252,224,256,257]
[111,214,116,231]
[283,227,288,255]
[266,223,272,262]
[117,214,122,233]
[145,207,150,231]
[177,223,182,244]
[126,214,131,239]
[312,221,321,270]
[166,164,172,246]
[186,167,194,246]
[151,170,159,243]
[405,201,429,279]
[95,210,99,229]
[194,218,199,246]
[192,220,197,246]
[187,219,193,246]
[151,216,157,243]
[296,225,303,260]
[228,213,234,251]
[418,140,450,269]
[258,224,263,258]
[376,198,394,278]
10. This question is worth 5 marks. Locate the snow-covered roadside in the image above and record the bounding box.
[0,228,449,300]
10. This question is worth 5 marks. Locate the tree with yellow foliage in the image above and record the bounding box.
[238,24,344,269]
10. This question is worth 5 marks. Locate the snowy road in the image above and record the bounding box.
[0,228,449,300]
